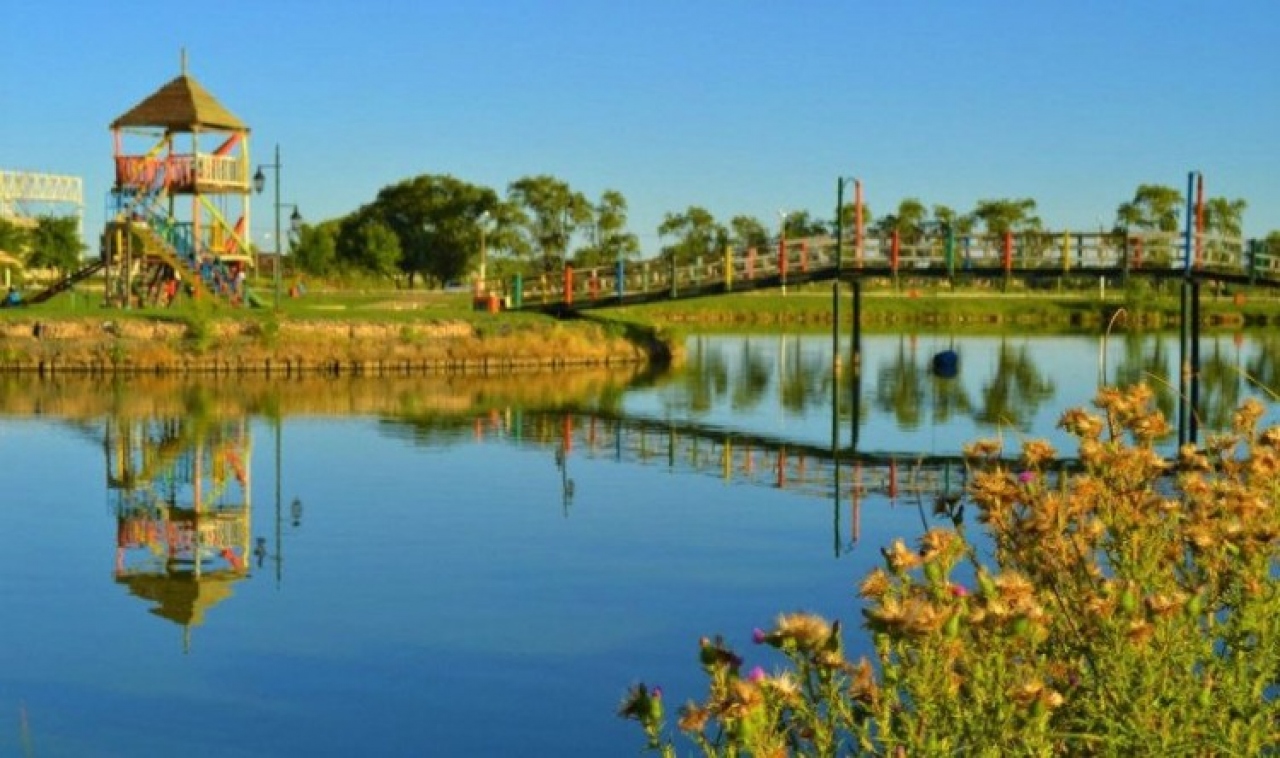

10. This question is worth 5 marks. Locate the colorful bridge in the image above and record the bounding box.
[509,227,1274,314]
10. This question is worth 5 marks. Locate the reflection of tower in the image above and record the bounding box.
[107,416,252,651]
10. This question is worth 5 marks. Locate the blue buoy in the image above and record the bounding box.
[931,349,959,378]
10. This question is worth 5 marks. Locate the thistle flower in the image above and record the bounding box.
[763,613,834,653]
[858,568,893,601]
[1058,407,1104,440]
[882,538,922,574]
[698,636,742,673]
[677,702,711,734]
[618,682,663,723]
[1020,439,1056,469]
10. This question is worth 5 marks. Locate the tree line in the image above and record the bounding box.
[289,175,1277,287]
[0,177,1274,286]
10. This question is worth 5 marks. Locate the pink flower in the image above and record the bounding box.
[950,584,970,598]
[1018,471,1036,484]
[748,666,766,682]
[752,628,767,644]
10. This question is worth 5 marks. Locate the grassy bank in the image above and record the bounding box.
[1,281,1274,372]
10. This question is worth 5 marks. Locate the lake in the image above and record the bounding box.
[0,330,1276,756]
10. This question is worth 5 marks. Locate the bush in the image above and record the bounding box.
[622,385,1280,755]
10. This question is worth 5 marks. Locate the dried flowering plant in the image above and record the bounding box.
[622,385,1280,755]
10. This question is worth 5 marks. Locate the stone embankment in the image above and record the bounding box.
[0,317,667,374]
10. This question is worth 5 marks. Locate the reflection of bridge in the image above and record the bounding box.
[510,227,1274,314]
[468,409,1053,502]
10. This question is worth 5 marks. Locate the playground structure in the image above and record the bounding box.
[93,57,257,309]
[108,414,253,649]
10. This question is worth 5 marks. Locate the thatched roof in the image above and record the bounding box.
[111,73,247,132]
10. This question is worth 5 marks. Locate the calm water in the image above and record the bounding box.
[1,331,1278,756]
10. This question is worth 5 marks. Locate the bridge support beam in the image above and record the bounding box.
[848,278,863,454]
[1178,279,1202,448]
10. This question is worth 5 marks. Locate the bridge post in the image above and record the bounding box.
[615,259,625,299]
[1001,231,1013,291]
[564,265,574,306]
[1190,279,1201,445]
[1183,171,1199,275]
[946,227,957,283]
[779,237,788,295]
[669,255,677,299]
[724,245,733,292]
[512,273,523,309]
[1248,239,1259,284]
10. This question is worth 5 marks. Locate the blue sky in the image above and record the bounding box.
[3,0,1278,251]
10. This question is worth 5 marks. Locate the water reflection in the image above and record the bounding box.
[108,414,253,650]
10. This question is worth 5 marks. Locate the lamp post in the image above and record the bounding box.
[477,210,492,294]
[253,145,303,311]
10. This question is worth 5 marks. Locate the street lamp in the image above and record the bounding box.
[476,210,492,294]
[253,144,303,311]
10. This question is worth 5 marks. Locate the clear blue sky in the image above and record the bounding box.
[4,0,1278,251]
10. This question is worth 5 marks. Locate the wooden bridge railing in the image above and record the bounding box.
[500,230,1272,310]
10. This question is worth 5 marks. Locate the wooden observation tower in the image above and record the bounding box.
[104,54,256,308]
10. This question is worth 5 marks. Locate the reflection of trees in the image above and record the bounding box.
[779,337,834,414]
[1112,332,1174,419]
[974,340,1055,430]
[1196,339,1245,431]
[681,337,729,414]
[874,337,925,429]
[1245,335,1280,395]
[930,372,972,424]
[731,339,771,412]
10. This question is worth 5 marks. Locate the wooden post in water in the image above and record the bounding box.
[1190,279,1201,445]
[1179,280,1191,448]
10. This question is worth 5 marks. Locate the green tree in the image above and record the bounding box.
[1115,184,1183,266]
[575,189,639,269]
[780,210,828,239]
[28,215,84,274]
[507,175,591,273]
[0,218,28,259]
[362,174,500,287]
[337,217,401,278]
[872,198,930,242]
[1202,196,1247,263]
[291,219,339,276]
[658,206,726,266]
[1115,184,1183,234]
[728,215,770,254]
[969,198,1041,237]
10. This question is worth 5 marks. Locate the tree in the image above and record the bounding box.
[0,218,28,259]
[780,210,828,239]
[337,217,401,278]
[969,198,1041,237]
[291,220,339,276]
[872,198,929,242]
[507,175,592,273]
[728,215,770,254]
[574,189,640,269]
[1115,184,1183,234]
[1202,196,1247,262]
[1115,184,1184,266]
[28,215,84,274]
[658,206,726,266]
[362,174,500,287]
